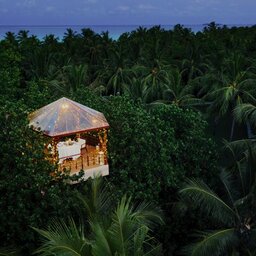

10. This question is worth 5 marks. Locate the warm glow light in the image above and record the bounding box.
[92,118,97,123]
[61,103,69,110]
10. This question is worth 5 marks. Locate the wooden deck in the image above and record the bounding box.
[58,145,108,177]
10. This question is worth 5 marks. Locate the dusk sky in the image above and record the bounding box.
[0,0,255,25]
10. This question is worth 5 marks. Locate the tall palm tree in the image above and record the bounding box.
[152,69,202,108]
[29,48,55,79]
[65,64,89,93]
[205,53,256,140]
[100,46,134,95]
[234,103,256,138]
[4,32,18,46]
[179,141,256,256]
[140,61,171,103]
[17,30,29,42]
[63,28,79,56]
[124,77,147,103]
[34,178,163,256]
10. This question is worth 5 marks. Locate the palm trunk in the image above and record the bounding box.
[246,121,254,138]
[230,118,235,141]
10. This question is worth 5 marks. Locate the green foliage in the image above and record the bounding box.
[74,91,217,203]
[3,24,256,255]
[179,141,256,255]
[0,42,21,100]
[0,101,80,254]
[73,89,218,255]
[34,177,163,256]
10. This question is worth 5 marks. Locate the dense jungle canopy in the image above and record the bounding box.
[1,23,256,255]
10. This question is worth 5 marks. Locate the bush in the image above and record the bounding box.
[0,102,80,254]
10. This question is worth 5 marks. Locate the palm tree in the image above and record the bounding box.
[124,77,148,103]
[205,53,256,140]
[234,103,256,138]
[100,46,134,95]
[4,32,18,46]
[139,61,171,103]
[128,27,148,64]
[179,141,256,256]
[17,30,29,42]
[65,64,89,93]
[151,69,202,108]
[29,48,55,79]
[34,177,163,256]
[47,64,89,95]
[43,34,59,50]
[63,28,79,56]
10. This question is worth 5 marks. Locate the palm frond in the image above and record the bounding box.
[107,196,135,253]
[234,103,256,127]
[182,229,236,256]
[133,226,162,256]
[33,218,91,256]
[179,179,237,225]
[224,140,256,196]
[219,170,240,221]
[0,247,18,256]
[77,176,113,222]
[132,201,164,228]
[90,223,112,256]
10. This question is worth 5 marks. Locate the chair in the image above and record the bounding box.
[77,138,86,149]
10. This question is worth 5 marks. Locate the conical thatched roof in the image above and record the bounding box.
[28,97,109,137]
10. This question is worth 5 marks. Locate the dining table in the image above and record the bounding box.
[57,138,86,163]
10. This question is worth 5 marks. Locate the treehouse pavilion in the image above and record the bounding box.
[28,97,109,180]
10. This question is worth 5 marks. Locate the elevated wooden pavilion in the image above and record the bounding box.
[29,97,109,179]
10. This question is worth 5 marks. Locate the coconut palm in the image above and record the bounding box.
[205,53,256,140]
[63,28,79,56]
[17,30,29,42]
[29,48,55,79]
[4,32,17,46]
[152,69,202,108]
[139,61,171,103]
[100,46,134,95]
[234,103,256,138]
[179,141,256,256]
[34,177,163,256]
[124,77,148,103]
[43,34,59,51]
[64,64,89,93]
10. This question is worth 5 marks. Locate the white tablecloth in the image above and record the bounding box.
[57,140,85,163]
[76,138,86,148]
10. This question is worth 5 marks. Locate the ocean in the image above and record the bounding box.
[0,24,253,41]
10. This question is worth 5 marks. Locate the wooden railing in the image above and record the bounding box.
[59,152,105,172]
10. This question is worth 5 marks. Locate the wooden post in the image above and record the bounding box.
[51,137,59,164]
[98,129,108,165]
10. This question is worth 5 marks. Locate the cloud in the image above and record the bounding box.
[86,0,97,3]
[45,6,55,12]
[23,0,36,7]
[16,0,37,8]
[116,5,130,11]
[138,4,157,10]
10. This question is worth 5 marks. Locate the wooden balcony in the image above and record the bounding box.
[58,145,109,180]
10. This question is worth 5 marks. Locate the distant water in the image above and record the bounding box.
[0,24,254,41]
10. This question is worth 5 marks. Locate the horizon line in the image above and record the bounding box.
[0,23,255,27]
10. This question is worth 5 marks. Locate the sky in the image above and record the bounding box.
[0,0,256,26]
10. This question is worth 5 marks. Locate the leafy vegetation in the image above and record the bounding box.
[179,141,256,255]
[1,23,256,255]
[33,177,164,256]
